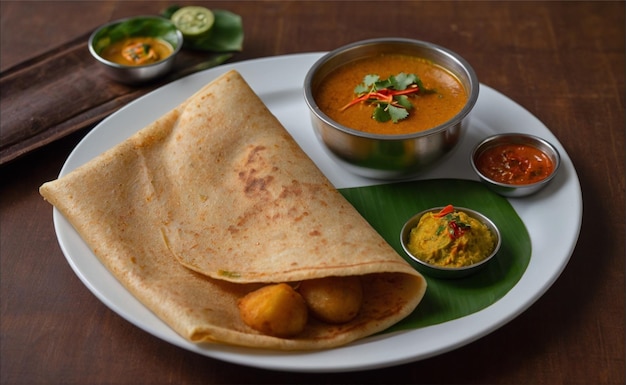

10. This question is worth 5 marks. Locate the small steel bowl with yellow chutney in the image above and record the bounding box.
[400,205,501,279]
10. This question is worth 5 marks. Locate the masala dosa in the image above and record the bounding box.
[40,70,426,350]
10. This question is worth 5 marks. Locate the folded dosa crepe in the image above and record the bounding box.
[40,70,426,350]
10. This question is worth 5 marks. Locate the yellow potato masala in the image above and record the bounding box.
[407,205,496,268]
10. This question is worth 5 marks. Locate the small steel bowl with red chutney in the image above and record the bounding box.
[471,133,561,197]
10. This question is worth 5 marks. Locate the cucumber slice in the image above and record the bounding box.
[171,6,215,39]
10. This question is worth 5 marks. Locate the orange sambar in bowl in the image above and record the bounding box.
[314,54,468,135]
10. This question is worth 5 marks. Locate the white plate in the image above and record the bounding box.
[53,53,582,372]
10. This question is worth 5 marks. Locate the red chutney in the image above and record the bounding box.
[475,143,554,185]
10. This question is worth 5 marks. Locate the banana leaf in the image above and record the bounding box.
[339,179,531,331]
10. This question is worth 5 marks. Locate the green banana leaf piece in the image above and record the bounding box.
[162,6,244,52]
[339,179,531,332]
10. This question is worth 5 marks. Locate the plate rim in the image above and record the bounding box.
[52,52,582,372]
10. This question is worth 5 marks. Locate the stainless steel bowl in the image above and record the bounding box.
[400,207,501,279]
[304,38,479,179]
[471,133,561,197]
[88,16,183,84]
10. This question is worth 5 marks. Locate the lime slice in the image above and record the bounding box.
[171,6,215,38]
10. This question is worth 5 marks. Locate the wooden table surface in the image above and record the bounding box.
[1,1,624,384]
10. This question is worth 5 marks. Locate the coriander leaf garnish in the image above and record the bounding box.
[354,74,380,94]
[386,104,410,122]
[391,72,417,90]
[340,72,435,123]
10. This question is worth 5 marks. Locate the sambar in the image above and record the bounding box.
[315,54,468,135]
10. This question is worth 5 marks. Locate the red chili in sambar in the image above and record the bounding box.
[314,54,467,135]
[475,143,555,185]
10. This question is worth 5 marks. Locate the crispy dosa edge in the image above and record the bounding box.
[39,70,426,350]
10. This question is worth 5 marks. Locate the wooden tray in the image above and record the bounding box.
[0,32,232,165]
